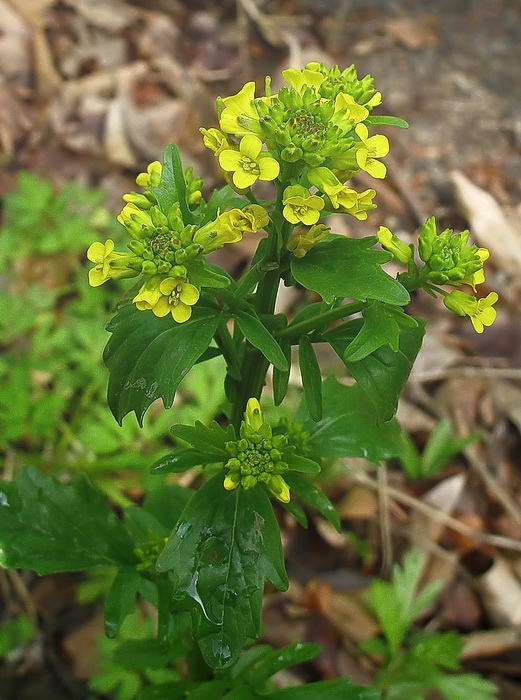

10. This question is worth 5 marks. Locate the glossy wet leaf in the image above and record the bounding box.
[245,642,320,685]
[300,377,402,462]
[0,467,136,574]
[291,236,409,306]
[104,304,221,425]
[156,476,288,670]
[327,319,425,423]
[272,339,291,406]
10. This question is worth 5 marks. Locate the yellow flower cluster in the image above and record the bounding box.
[86,159,269,323]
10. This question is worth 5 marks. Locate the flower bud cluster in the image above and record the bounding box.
[204,62,395,233]
[87,158,269,322]
[223,399,291,503]
[418,217,486,285]
[134,531,168,572]
[377,216,498,334]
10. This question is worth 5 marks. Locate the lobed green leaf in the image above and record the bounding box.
[104,304,221,425]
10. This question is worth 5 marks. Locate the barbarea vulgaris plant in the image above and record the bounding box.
[1,63,498,699]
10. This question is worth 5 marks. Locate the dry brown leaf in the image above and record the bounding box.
[63,0,139,32]
[62,613,104,680]
[411,473,467,545]
[104,97,136,167]
[474,557,521,627]
[0,0,32,82]
[338,485,378,520]
[383,17,439,51]
[451,170,521,285]
[462,628,521,660]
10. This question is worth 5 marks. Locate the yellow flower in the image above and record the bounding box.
[306,167,345,207]
[132,275,164,310]
[459,248,489,290]
[152,278,200,323]
[443,290,498,333]
[199,127,230,156]
[87,239,136,287]
[219,135,280,189]
[342,189,377,220]
[282,185,324,225]
[266,474,290,504]
[334,93,369,124]
[245,397,263,431]
[193,206,268,253]
[376,226,412,264]
[355,123,389,179]
[136,161,162,188]
[287,224,329,258]
[282,67,326,92]
[219,82,260,136]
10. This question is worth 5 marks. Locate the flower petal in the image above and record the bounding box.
[88,267,105,287]
[240,134,262,160]
[179,283,200,306]
[152,297,171,317]
[257,156,280,181]
[87,242,107,263]
[233,169,258,189]
[218,149,241,172]
[365,159,387,179]
[172,302,192,323]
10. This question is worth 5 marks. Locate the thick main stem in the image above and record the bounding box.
[231,180,291,430]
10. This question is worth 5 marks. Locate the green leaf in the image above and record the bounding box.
[301,378,402,462]
[272,339,291,406]
[344,302,417,362]
[170,420,234,456]
[366,550,442,656]
[286,452,321,474]
[188,259,232,289]
[298,336,322,421]
[104,304,221,425]
[420,420,481,479]
[151,143,193,225]
[285,473,340,532]
[327,319,425,423]
[203,185,247,223]
[234,309,289,371]
[105,569,140,638]
[150,449,221,475]
[408,631,463,671]
[270,679,381,699]
[291,236,409,306]
[156,476,288,670]
[0,467,136,574]
[245,642,320,685]
[433,673,498,700]
[365,115,410,129]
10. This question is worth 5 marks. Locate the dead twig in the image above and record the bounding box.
[353,473,521,554]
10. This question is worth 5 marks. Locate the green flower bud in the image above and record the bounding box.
[281,145,303,162]
[142,260,157,275]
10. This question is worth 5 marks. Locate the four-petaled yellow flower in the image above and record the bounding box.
[282,67,326,92]
[132,275,164,311]
[459,248,489,290]
[334,93,369,125]
[199,128,230,156]
[153,278,200,323]
[282,185,325,225]
[287,224,329,258]
[377,226,412,264]
[355,124,389,179]
[136,161,162,188]
[219,135,280,189]
[219,82,260,136]
[443,290,498,334]
[87,239,135,287]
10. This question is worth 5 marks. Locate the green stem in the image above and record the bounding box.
[231,180,292,429]
[277,300,367,340]
[215,319,241,369]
